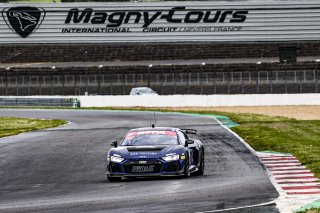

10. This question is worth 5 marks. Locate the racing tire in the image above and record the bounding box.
[195,151,205,176]
[183,157,190,178]
[197,159,205,176]
[107,176,122,182]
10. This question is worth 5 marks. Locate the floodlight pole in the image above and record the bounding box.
[283,60,287,93]
[51,66,55,96]
[62,68,65,95]
[315,59,320,93]
[148,64,152,88]
[98,65,103,95]
[256,61,261,94]
[5,67,10,96]
[16,68,19,96]
[85,51,88,95]
[269,63,273,94]
[200,62,205,94]
[28,69,31,96]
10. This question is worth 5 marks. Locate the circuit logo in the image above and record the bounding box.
[2,7,45,38]
[65,7,248,27]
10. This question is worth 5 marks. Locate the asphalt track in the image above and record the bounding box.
[0,109,279,213]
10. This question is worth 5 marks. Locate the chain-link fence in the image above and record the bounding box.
[1,69,319,96]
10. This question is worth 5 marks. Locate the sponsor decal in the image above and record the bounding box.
[132,165,154,172]
[2,6,45,38]
[64,7,247,27]
[129,152,158,155]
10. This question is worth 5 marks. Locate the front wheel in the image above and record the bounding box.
[183,157,190,178]
[197,159,205,176]
[195,151,205,176]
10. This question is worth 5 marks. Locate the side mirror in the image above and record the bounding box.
[185,139,194,147]
[111,141,118,147]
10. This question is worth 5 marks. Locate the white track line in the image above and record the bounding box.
[281,183,320,187]
[285,189,320,193]
[278,180,320,185]
[271,170,311,174]
[276,178,319,183]
[261,157,297,160]
[268,166,307,170]
[262,160,300,164]
[265,163,302,167]
[273,173,315,178]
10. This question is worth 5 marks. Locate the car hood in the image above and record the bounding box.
[109,145,185,159]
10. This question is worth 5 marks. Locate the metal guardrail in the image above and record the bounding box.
[0,98,80,108]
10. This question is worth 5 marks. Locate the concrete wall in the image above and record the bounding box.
[3,94,319,107]
[78,94,320,107]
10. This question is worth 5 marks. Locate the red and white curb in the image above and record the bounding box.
[257,152,320,212]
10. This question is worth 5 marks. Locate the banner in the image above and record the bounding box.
[1,1,320,43]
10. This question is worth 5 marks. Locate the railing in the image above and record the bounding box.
[0,70,319,95]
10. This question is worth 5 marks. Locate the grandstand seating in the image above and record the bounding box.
[0,42,319,63]
[0,41,319,96]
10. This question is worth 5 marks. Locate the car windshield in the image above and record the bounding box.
[139,88,155,93]
[131,87,156,94]
[121,130,178,146]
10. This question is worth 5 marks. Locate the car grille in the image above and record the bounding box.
[123,160,162,173]
[165,162,179,172]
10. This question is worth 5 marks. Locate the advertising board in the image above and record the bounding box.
[1,1,320,43]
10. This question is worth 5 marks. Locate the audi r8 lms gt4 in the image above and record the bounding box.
[106,127,205,181]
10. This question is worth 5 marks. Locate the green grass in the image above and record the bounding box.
[0,117,67,138]
[229,113,320,178]
[297,209,320,213]
[85,107,320,178]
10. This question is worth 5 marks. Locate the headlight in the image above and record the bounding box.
[110,155,124,163]
[162,154,180,162]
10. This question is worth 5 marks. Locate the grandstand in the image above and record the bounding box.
[0,0,320,95]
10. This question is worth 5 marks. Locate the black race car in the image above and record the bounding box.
[106,127,205,181]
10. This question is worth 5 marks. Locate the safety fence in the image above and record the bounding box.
[0,69,319,95]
